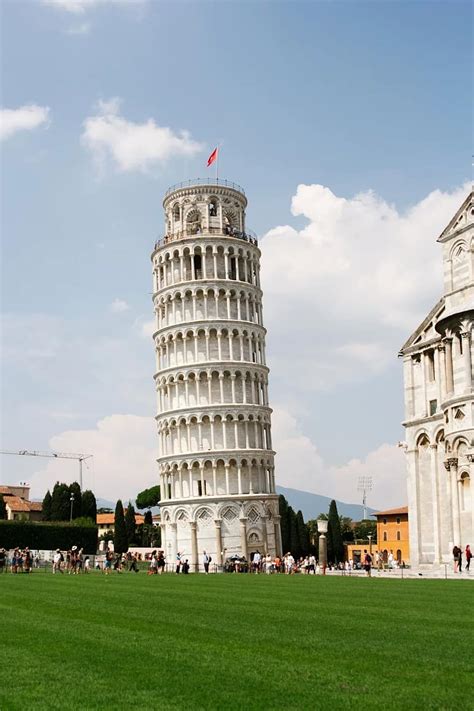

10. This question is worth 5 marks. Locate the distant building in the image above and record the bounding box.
[0,485,42,521]
[373,506,409,565]
[400,192,473,568]
[96,512,145,537]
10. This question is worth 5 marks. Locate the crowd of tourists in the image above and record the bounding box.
[0,547,40,573]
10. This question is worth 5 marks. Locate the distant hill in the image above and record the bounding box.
[277,486,375,521]
[98,491,374,522]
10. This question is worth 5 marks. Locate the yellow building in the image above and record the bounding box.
[374,506,410,565]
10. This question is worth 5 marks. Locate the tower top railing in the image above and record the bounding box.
[153,225,258,251]
[164,178,245,197]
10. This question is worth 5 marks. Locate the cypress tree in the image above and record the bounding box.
[42,490,52,521]
[144,510,153,526]
[296,510,310,557]
[125,502,136,544]
[328,499,344,563]
[0,494,6,520]
[288,507,299,558]
[278,495,290,554]
[68,482,82,520]
[51,482,71,521]
[81,490,97,522]
[114,500,128,553]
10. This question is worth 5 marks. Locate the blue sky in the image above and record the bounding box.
[1,0,472,507]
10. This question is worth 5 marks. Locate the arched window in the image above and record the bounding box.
[396,549,402,564]
[383,532,387,542]
[383,518,387,525]
[396,517,400,524]
[396,531,401,541]
[209,198,218,217]
[173,203,180,221]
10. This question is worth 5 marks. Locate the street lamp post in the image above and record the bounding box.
[69,493,74,522]
[317,519,328,574]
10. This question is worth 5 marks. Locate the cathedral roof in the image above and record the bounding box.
[399,298,445,354]
[437,190,474,243]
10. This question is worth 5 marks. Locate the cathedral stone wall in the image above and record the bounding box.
[401,192,474,567]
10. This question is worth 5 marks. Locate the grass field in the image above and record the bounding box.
[1,572,472,710]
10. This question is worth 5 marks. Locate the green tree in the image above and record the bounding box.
[278,495,290,553]
[306,519,319,548]
[328,500,344,563]
[288,507,299,558]
[42,490,52,521]
[68,482,82,520]
[353,519,377,541]
[81,490,97,522]
[144,510,153,526]
[125,502,136,544]
[340,516,354,542]
[114,500,128,553]
[135,485,161,509]
[0,494,6,520]
[296,510,310,556]
[50,482,71,521]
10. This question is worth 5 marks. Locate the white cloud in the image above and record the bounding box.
[262,182,470,391]
[65,21,91,34]
[27,406,405,509]
[0,105,50,142]
[271,406,406,509]
[31,415,157,502]
[110,298,130,313]
[42,0,144,14]
[81,98,203,173]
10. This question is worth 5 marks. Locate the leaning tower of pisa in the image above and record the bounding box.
[151,178,282,571]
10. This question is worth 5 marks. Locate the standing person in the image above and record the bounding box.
[363,549,372,577]
[453,545,460,573]
[84,556,90,573]
[129,552,139,573]
[104,547,113,575]
[157,551,165,574]
[0,548,6,574]
[23,548,31,574]
[202,551,210,574]
[465,544,472,571]
[175,552,181,574]
[253,550,261,573]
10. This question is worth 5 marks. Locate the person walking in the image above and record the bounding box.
[465,544,472,571]
[202,550,210,574]
[452,545,460,573]
[363,549,372,577]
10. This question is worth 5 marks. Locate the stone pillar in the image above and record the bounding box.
[239,517,248,560]
[461,332,472,392]
[318,534,327,567]
[215,519,223,569]
[407,448,421,567]
[190,521,198,573]
[438,344,446,402]
[261,514,268,554]
[430,445,441,564]
[273,514,282,557]
[170,522,178,566]
[444,338,454,394]
[446,458,460,546]
[160,522,166,554]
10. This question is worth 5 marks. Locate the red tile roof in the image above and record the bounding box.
[97,513,145,526]
[373,506,408,517]
[5,496,31,513]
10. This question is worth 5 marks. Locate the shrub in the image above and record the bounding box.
[0,520,98,553]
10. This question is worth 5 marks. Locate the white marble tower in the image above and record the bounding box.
[151,179,281,570]
[400,191,474,568]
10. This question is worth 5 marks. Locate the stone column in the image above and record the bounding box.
[407,448,421,567]
[438,344,446,403]
[190,521,198,573]
[461,332,472,392]
[446,457,460,546]
[261,514,268,554]
[318,534,327,567]
[430,445,441,564]
[239,517,248,560]
[160,522,167,554]
[214,519,223,569]
[274,514,282,557]
[444,338,454,394]
[170,522,178,566]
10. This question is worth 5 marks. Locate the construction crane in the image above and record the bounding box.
[0,450,93,490]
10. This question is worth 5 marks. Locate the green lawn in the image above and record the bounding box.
[0,573,472,710]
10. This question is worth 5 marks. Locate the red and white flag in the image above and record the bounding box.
[207,146,218,167]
